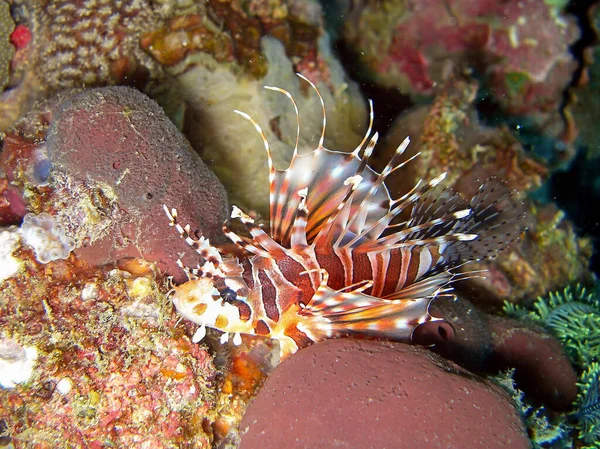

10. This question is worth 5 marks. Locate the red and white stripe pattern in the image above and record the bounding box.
[165,74,525,359]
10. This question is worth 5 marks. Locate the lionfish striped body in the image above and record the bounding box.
[165,74,523,359]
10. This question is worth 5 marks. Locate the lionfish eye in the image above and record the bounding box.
[220,288,237,303]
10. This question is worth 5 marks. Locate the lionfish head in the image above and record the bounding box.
[171,277,254,344]
[163,205,254,344]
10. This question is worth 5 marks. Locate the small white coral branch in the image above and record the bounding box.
[0,338,38,389]
[0,229,23,282]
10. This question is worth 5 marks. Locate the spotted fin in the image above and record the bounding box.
[360,177,526,261]
[442,177,526,263]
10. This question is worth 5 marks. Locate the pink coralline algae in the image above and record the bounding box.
[239,339,530,449]
[1,86,229,282]
[0,245,217,448]
[344,0,579,132]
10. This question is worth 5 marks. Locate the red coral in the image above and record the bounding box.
[9,25,31,50]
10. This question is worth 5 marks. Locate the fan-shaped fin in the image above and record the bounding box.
[300,269,443,342]
[269,149,383,246]
[423,178,527,264]
[237,74,394,248]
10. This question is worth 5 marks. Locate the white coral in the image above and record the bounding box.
[19,213,76,264]
[0,337,38,389]
[0,228,22,282]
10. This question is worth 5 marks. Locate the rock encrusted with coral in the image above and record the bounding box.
[342,0,579,137]
[0,238,217,448]
[239,339,530,448]
[1,86,229,282]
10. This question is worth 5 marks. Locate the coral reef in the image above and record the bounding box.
[502,284,600,447]
[139,0,324,80]
[380,79,547,194]
[342,0,579,138]
[1,86,229,282]
[465,203,594,309]
[239,339,530,449]
[0,176,28,226]
[0,228,21,282]
[492,370,571,449]
[0,1,596,448]
[0,0,337,135]
[570,2,600,159]
[0,0,166,131]
[0,336,37,389]
[380,80,593,308]
[575,362,600,447]
[0,0,367,216]
[210,338,278,447]
[0,238,218,448]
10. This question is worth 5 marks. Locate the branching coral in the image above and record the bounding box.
[504,284,600,367]
[19,212,75,264]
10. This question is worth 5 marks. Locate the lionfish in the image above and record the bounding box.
[164,74,524,359]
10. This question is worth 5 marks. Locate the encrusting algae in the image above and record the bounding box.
[0,237,218,448]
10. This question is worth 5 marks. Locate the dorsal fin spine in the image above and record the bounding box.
[297,73,326,149]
